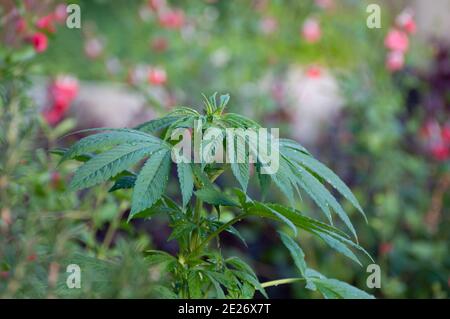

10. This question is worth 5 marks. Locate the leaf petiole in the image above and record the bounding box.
[190,212,249,256]
[261,277,306,288]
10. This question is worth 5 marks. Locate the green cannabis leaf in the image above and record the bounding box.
[60,93,373,299]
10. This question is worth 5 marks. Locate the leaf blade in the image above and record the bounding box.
[130,149,171,218]
[69,142,160,191]
[177,162,194,207]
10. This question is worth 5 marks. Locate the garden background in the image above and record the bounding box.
[0,0,449,298]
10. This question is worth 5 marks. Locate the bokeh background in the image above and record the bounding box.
[0,0,449,298]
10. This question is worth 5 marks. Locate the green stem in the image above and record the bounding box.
[98,203,126,257]
[261,277,305,288]
[190,212,248,257]
[189,197,203,251]
[194,197,203,226]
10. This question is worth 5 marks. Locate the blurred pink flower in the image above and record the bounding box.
[420,120,450,161]
[1,208,11,227]
[54,4,68,23]
[151,36,169,53]
[379,242,393,256]
[43,76,79,125]
[50,76,79,108]
[384,28,409,53]
[270,81,284,103]
[259,16,278,35]
[386,51,405,72]
[305,65,322,78]
[31,32,48,53]
[148,67,167,85]
[158,9,185,29]
[148,0,166,12]
[50,171,62,188]
[301,18,321,43]
[15,17,27,33]
[442,124,450,142]
[314,0,335,10]
[396,9,416,34]
[420,120,440,140]
[430,143,449,161]
[127,65,149,85]
[105,57,122,75]
[43,109,62,125]
[84,38,103,59]
[36,14,56,33]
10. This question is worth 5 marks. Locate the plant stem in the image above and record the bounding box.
[98,202,126,257]
[189,197,203,251]
[194,197,203,226]
[190,212,248,257]
[261,277,305,288]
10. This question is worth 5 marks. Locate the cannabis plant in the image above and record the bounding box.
[59,93,374,299]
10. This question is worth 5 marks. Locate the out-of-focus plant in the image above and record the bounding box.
[0,2,164,298]
[316,17,450,299]
[0,48,163,298]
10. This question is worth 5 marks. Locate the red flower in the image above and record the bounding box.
[379,242,393,256]
[420,120,440,139]
[315,0,335,10]
[148,67,167,85]
[158,9,185,29]
[396,9,416,34]
[54,4,68,23]
[384,28,409,53]
[0,271,9,279]
[386,51,405,72]
[306,65,322,78]
[430,143,450,161]
[43,109,62,125]
[151,36,169,53]
[442,124,450,143]
[301,18,321,44]
[43,76,79,125]
[259,16,278,35]
[420,120,450,161]
[50,171,62,188]
[148,0,166,12]
[15,17,27,33]
[402,19,416,34]
[36,14,56,33]
[84,38,103,59]
[31,32,48,53]
[27,254,37,262]
[50,76,79,108]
